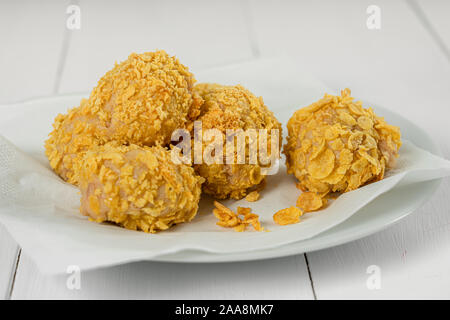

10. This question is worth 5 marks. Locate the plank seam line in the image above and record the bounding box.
[7,249,21,300]
[406,0,450,62]
[240,0,260,58]
[53,0,78,93]
[8,1,75,299]
[304,253,317,300]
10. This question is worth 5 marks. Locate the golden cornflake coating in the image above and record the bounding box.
[45,99,101,183]
[45,50,202,184]
[284,89,401,194]
[194,84,282,200]
[296,192,326,212]
[78,143,204,233]
[273,207,303,226]
[213,201,264,232]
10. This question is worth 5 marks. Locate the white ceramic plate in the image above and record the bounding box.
[154,104,441,262]
[0,93,441,264]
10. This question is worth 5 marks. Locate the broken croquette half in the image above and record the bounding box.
[273,207,303,226]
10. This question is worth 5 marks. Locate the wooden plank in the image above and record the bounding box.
[0,0,68,103]
[0,226,20,299]
[307,177,450,299]
[12,0,313,299]
[248,0,450,298]
[58,0,254,93]
[11,0,450,299]
[0,0,69,299]
[12,252,313,299]
[248,0,450,139]
[415,0,450,59]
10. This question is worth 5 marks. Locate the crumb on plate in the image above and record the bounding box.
[273,207,303,226]
[213,201,264,232]
[245,191,260,202]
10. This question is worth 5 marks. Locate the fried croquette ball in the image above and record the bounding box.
[78,143,204,233]
[45,50,202,184]
[193,84,282,200]
[284,89,401,194]
[45,99,101,183]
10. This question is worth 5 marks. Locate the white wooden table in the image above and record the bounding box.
[1,0,449,299]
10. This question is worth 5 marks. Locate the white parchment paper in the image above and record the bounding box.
[0,58,449,274]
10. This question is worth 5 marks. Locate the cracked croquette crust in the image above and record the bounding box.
[78,143,204,233]
[284,88,402,194]
[45,50,203,185]
[193,83,282,200]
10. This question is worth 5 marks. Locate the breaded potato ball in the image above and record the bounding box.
[45,99,100,183]
[284,89,401,194]
[45,50,202,185]
[193,83,282,200]
[78,143,204,233]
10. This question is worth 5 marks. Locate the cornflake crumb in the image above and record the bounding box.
[245,191,260,202]
[296,192,326,212]
[213,201,264,232]
[273,207,303,226]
